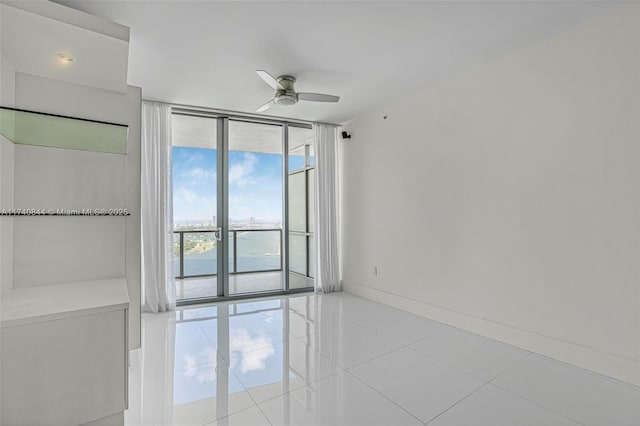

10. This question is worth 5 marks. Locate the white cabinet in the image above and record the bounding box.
[1,279,129,425]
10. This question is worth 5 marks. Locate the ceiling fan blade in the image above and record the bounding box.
[256,70,284,90]
[297,92,340,103]
[256,99,276,113]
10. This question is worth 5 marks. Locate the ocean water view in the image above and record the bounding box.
[174,229,281,277]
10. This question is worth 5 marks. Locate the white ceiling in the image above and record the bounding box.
[55,0,617,124]
[1,1,129,93]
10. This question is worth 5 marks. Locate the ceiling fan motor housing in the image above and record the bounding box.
[275,92,297,105]
[274,75,298,105]
[255,70,339,112]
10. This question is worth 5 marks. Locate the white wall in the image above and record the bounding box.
[341,6,640,385]
[12,146,126,285]
[0,52,15,296]
[0,52,15,106]
[11,73,142,349]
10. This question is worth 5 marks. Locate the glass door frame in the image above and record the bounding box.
[174,109,314,305]
[215,116,228,299]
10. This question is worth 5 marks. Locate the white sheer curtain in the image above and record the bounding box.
[313,124,340,293]
[141,101,176,312]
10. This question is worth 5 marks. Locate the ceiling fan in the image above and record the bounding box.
[255,70,340,113]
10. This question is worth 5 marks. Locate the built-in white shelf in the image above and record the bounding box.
[1,278,130,425]
[1,278,129,328]
[0,106,129,154]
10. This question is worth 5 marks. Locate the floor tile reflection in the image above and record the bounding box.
[232,338,343,404]
[126,292,640,426]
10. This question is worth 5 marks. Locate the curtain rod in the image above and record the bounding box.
[142,99,340,128]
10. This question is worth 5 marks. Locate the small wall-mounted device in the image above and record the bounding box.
[341,131,351,139]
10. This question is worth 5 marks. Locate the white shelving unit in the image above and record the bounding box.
[0,4,140,425]
[1,279,130,425]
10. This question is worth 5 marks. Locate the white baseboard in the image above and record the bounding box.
[343,280,639,387]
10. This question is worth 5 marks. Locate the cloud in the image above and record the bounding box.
[263,311,280,324]
[177,151,204,165]
[172,186,216,221]
[229,153,258,186]
[188,167,216,181]
[174,187,198,204]
[228,328,274,373]
[183,345,219,383]
[172,148,286,223]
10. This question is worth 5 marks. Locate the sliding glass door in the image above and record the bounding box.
[172,113,219,300]
[227,120,284,295]
[172,111,314,302]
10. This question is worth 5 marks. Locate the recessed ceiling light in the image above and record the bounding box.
[57,53,74,63]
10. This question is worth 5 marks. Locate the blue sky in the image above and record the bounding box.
[172,147,284,224]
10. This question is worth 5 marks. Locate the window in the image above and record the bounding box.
[288,126,315,289]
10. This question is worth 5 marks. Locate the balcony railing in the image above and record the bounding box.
[173,228,283,279]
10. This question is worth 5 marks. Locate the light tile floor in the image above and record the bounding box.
[126,292,640,426]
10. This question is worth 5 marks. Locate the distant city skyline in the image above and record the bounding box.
[172,147,283,225]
